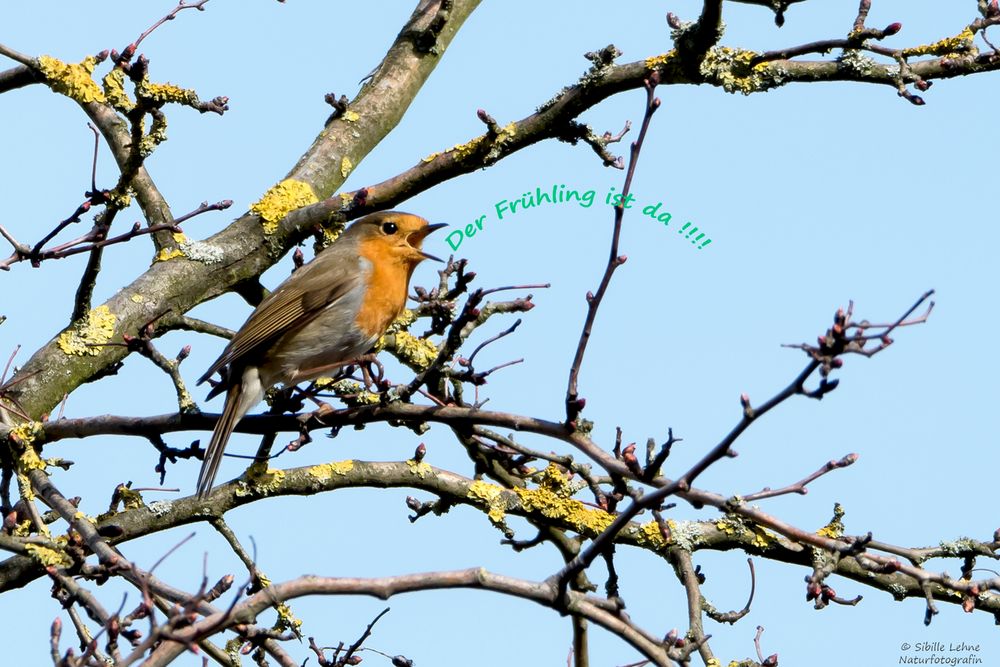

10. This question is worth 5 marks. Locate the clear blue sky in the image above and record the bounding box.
[2,2,998,665]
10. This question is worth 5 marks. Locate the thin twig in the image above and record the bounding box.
[565,74,661,423]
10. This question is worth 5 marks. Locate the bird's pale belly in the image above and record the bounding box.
[259,307,376,387]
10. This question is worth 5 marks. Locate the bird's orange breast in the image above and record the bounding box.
[354,238,414,338]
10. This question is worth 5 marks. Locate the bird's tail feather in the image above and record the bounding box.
[196,382,244,498]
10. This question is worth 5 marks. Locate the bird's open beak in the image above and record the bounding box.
[417,223,448,262]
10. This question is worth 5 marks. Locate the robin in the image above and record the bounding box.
[195,211,445,498]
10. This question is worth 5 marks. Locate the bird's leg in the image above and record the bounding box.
[287,427,312,452]
[355,353,386,392]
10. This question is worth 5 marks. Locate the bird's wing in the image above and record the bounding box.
[197,253,364,386]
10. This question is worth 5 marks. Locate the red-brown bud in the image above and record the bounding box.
[884,22,902,36]
[806,582,822,600]
[413,443,426,462]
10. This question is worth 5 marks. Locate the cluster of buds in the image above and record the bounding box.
[663,628,685,649]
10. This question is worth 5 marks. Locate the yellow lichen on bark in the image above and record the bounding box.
[25,543,73,568]
[512,463,615,535]
[250,179,320,234]
[102,68,134,112]
[716,515,776,549]
[468,480,508,524]
[387,331,439,371]
[307,460,355,482]
[236,461,286,496]
[9,421,45,447]
[406,458,432,478]
[57,306,117,356]
[903,27,976,58]
[817,502,846,538]
[137,80,199,105]
[37,55,106,104]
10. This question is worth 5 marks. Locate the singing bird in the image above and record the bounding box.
[195,211,445,498]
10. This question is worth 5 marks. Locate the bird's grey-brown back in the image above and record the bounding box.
[197,225,367,390]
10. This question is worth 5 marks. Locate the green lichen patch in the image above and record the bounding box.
[251,179,320,235]
[274,602,303,635]
[136,79,199,106]
[716,515,776,549]
[387,331,439,371]
[25,543,73,568]
[485,122,518,162]
[385,309,418,334]
[817,502,846,539]
[37,55,106,104]
[57,305,117,356]
[938,537,981,556]
[139,110,169,156]
[440,122,517,164]
[699,47,782,95]
[838,50,879,77]
[102,68,135,112]
[317,379,380,406]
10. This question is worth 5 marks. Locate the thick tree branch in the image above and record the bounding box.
[142,568,675,667]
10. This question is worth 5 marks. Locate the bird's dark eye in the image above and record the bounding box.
[381,221,398,235]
